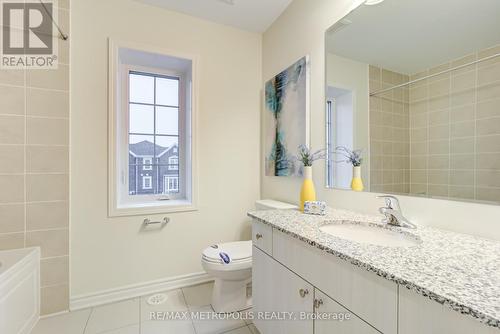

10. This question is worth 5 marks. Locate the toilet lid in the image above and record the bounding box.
[202,241,252,263]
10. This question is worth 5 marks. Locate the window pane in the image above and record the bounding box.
[130,73,154,104]
[129,104,154,134]
[159,166,179,194]
[155,136,178,153]
[156,77,179,106]
[129,134,154,145]
[129,135,157,163]
[125,71,183,199]
[156,106,179,135]
[129,135,160,195]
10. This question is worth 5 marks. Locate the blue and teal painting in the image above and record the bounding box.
[265,56,308,177]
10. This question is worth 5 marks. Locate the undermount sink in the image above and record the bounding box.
[319,221,421,248]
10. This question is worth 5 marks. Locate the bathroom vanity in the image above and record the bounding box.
[249,209,500,334]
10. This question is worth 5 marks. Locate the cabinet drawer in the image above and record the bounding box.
[273,230,398,334]
[252,220,273,255]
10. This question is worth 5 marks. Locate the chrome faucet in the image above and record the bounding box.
[377,195,416,229]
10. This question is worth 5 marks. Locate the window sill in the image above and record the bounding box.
[109,199,197,217]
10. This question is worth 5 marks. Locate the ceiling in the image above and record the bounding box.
[135,0,292,32]
[326,0,500,74]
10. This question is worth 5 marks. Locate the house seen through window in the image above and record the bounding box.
[128,71,180,196]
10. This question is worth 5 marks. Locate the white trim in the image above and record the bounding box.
[164,175,179,193]
[142,157,153,170]
[39,310,70,319]
[168,155,179,170]
[108,39,199,217]
[142,175,152,189]
[70,272,212,311]
[156,144,174,158]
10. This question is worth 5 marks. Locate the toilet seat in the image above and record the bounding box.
[201,240,253,312]
[202,241,252,265]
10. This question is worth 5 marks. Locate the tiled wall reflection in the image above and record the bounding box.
[369,66,410,193]
[408,44,500,202]
[0,2,70,314]
[369,44,500,203]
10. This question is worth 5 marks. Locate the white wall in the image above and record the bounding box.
[333,91,354,189]
[71,0,261,297]
[262,0,500,241]
[326,53,369,186]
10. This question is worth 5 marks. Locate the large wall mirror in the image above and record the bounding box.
[325,0,500,205]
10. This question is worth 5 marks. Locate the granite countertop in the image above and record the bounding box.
[247,208,500,329]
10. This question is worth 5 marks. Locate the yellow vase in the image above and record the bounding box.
[351,166,364,192]
[300,166,316,212]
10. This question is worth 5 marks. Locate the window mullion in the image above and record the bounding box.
[153,76,157,194]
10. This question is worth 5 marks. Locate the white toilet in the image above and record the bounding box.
[201,199,297,313]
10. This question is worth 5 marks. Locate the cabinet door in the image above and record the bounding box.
[314,290,380,334]
[273,230,397,334]
[253,246,314,334]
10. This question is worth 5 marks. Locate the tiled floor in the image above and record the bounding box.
[31,282,260,334]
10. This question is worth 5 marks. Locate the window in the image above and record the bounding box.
[143,157,153,170]
[325,86,354,190]
[109,42,197,216]
[142,176,152,189]
[164,176,179,193]
[128,70,181,197]
[168,156,179,170]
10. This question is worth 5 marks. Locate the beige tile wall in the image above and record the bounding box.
[369,66,410,194]
[407,44,500,203]
[0,1,70,315]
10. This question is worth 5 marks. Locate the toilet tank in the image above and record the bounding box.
[255,199,298,210]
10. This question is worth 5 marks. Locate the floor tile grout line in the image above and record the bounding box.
[37,283,250,334]
[83,307,94,334]
[219,323,249,334]
[138,295,142,334]
[180,287,199,334]
[93,324,139,334]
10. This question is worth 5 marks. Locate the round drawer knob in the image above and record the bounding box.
[314,298,324,309]
[299,288,309,298]
[255,233,263,240]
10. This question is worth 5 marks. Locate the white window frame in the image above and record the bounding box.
[142,176,153,189]
[168,155,179,170]
[143,157,153,170]
[164,175,179,193]
[108,40,198,217]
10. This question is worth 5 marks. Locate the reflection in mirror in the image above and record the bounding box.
[325,0,500,204]
[326,87,354,189]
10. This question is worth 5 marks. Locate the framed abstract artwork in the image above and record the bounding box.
[264,56,310,177]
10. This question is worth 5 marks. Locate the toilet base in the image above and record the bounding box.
[211,278,252,313]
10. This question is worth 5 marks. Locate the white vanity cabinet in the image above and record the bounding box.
[253,246,314,333]
[271,226,398,334]
[252,220,496,334]
[254,242,381,334]
[314,290,380,334]
[252,220,392,334]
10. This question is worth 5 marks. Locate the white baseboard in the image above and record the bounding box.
[70,272,213,311]
[40,310,69,319]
